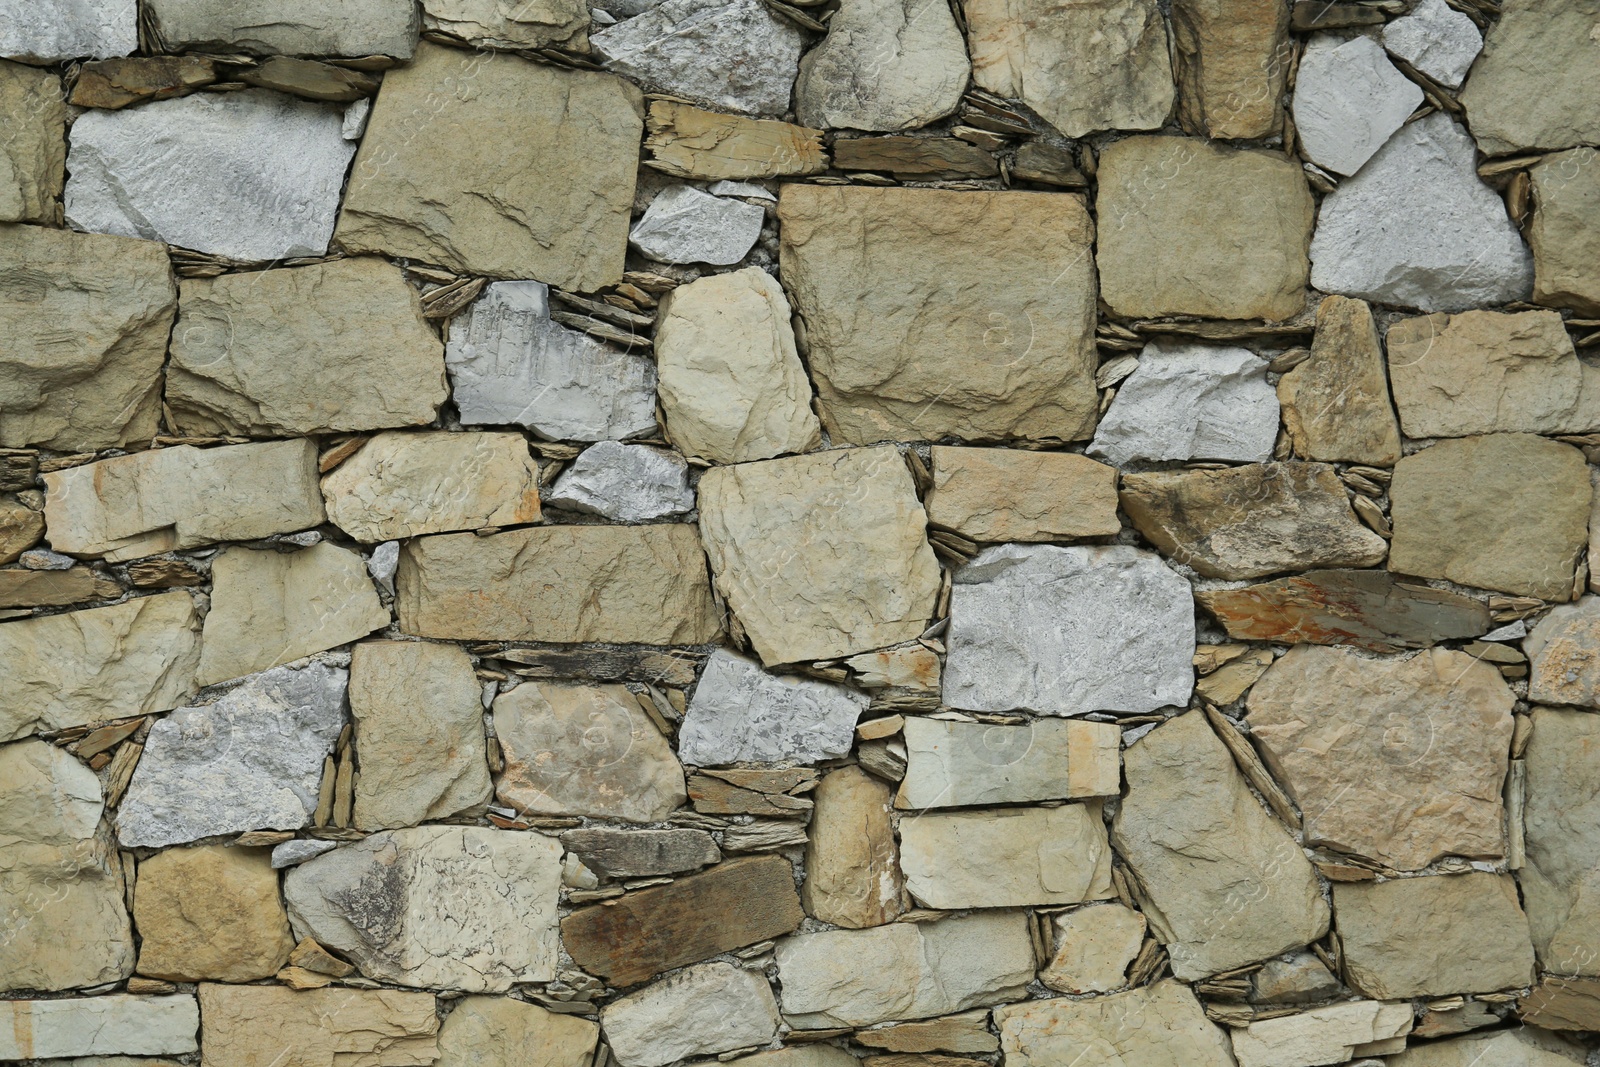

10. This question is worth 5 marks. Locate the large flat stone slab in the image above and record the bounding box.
[196,984,437,1067]
[1389,1029,1585,1067]
[679,649,869,766]
[1522,707,1600,975]
[997,981,1235,1067]
[1230,1000,1414,1067]
[435,996,595,1067]
[1458,0,1600,156]
[645,100,828,180]
[0,995,197,1059]
[145,0,420,56]
[897,716,1121,808]
[900,804,1114,909]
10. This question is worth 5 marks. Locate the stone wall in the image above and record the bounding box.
[2,0,1600,1065]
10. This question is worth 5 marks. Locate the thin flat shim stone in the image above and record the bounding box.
[1088,342,1278,466]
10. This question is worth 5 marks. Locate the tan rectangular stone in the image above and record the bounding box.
[0,567,120,608]
[899,804,1114,910]
[196,984,438,1067]
[897,717,1120,809]
[0,60,67,223]
[646,100,827,180]
[926,447,1119,542]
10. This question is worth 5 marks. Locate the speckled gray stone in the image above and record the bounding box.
[1293,34,1422,177]
[629,185,765,266]
[1382,0,1481,89]
[679,649,870,766]
[0,0,137,62]
[547,441,694,521]
[270,839,339,869]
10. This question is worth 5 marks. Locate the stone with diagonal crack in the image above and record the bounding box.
[1278,295,1403,465]
[645,100,828,180]
[1381,0,1481,89]
[1292,34,1422,177]
[600,962,781,1067]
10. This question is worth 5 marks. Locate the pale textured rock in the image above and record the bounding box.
[794,0,967,131]
[1111,711,1330,980]
[1309,113,1534,312]
[926,447,1118,543]
[66,90,355,261]
[996,981,1235,1067]
[547,441,692,521]
[351,641,491,831]
[803,766,902,928]
[900,804,1113,910]
[272,839,337,868]
[559,826,720,878]
[339,45,642,290]
[196,984,438,1067]
[1382,0,1481,88]
[897,717,1121,809]
[1458,0,1600,155]
[776,912,1034,1028]
[1121,463,1389,580]
[286,825,561,991]
[1333,873,1536,998]
[698,447,939,665]
[446,280,658,441]
[1231,1001,1414,1067]
[1279,296,1403,465]
[422,0,588,50]
[779,185,1098,444]
[435,996,596,1067]
[1388,434,1591,601]
[944,543,1194,715]
[134,844,294,982]
[655,266,820,464]
[167,258,446,437]
[397,524,720,644]
[645,101,828,180]
[1529,599,1600,708]
[0,591,200,741]
[1528,150,1600,317]
[0,741,133,992]
[591,0,803,116]
[1171,0,1291,140]
[1248,646,1514,871]
[1293,34,1422,177]
[116,663,346,848]
[1097,136,1313,320]
[601,962,781,1067]
[45,440,324,561]
[1041,903,1145,995]
[1388,1029,1586,1067]
[0,225,174,450]
[0,62,66,222]
[0,0,136,62]
[966,0,1172,137]
[495,680,685,822]
[199,544,387,686]
[0,997,196,1060]
[0,495,42,564]
[630,184,764,266]
[679,649,869,765]
[1089,343,1278,466]
[323,431,541,542]
[146,0,419,55]
[1253,952,1341,1003]
[1522,707,1600,974]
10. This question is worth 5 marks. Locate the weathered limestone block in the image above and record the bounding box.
[944,544,1195,715]
[45,440,324,561]
[1111,711,1330,980]
[0,0,137,63]
[134,844,294,982]
[1040,903,1146,994]
[1279,295,1402,465]
[1382,0,1482,88]
[145,0,420,55]
[422,0,588,50]
[0,591,200,741]
[900,804,1113,909]
[1519,977,1600,1032]
[196,984,438,1067]
[1389,1029,1585,1067]
[679,649,869,766]
[697,447,940,665]
[804,766,902,928]
[926,447,1118,543]
[199,544,387,686]
[996,981,1235,1067]
[434,996,596,1067]
[559,827,719,879]
[1528,598,1600,708]
[1521,707,1600,975]
[547,441,693,522]
[629,184,763,267]
[0,996,197,1060]
[338,45,642,290]
[0,567,120,609]
[1172,0,1290,140]
[779,186,1098,445]
[794,0,967,132]
[897,717,1121,809]
[0,61,66,222]
[600,962,781,1067]
[1230,1001,1414,1067]
[1458,0,1600,156]
[397,525,721,644]
[1387,434,1591,601]
[0,225,174,450]
[1293,34,1422,177]
[0,494,41,563]
[1527,150,1600,317]
[645,100,828,180]
[285,825,562,991]
[1089,343,1279,466]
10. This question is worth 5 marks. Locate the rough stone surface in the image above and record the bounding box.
[1097,136,1313,320]
[0,62,66,223]
[943,543,1195,716]
[629,184,764,266]
[422,0,588,50]
[996,981,1235,1067]
[899,804,1113,910]
[1120,463,1389,580]
[1309,113,1535,312]
[68,55,217,109]
[559,827,720,878]
[679,649,869,766]
[591,0,803,116]
[0,996,197,1060]
[338,45,642,290]
[1253,952,1341,1003]
[0,591,200,741]
[853,1013,997,1055]
[1388,1030,1586,1067]
[1527,150,1600,317]
[133,844,294,982]
[1231,1001,1414,1067]
[1171,0,1290,140]
[645,100,828,180]
[116,663,347,848]
[199,544,387,686]
[285,825,562,992]
[195,984,438,1067]
[1387,434,1591,601]
[925,447,1117,543]
[1521,707,1600,974]
[323,431,541,541]
[0,566,120,608]
[1111,711,1330,980]
[1279,295,1403,465]
[803,766,901,928]
[1293,34,1422,177]
[1529,598,1600,708]
[1520,977,1600,1033]
[66,90,355,262]
[434,996,596,1067]
[446,280,658,442]
[145,0,420,55]
[794,0,967,132]
[600,962,781,1067]
[775,912,1035,1028]
[547,441,692,521]
[1382,0,1481,88]
[495,680,686,822]
[698,447,939,665]
[0,0,137,62]
[167,258,446,437]
[1089,342,1278,466]
[45,440,324,561]
[397,525,720,644]
[1458,0,1600,156]
[272,839,337,869]
[1040,903,1146,995]
[0,225,175,450]
[1332,874,1537,998]
[897,717,1121,809]
[779,185,1098,445]
[350,641,491,830]
[0,495,43,564]
[654,266,820,464]
[1247,646,1515,871]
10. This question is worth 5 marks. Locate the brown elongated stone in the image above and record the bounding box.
[1520,975,1600,1031]
[688,775,813,817]
[645,100,827,179]
[70,55,216,108]
[0,567,119,608]
[832,137,998,179]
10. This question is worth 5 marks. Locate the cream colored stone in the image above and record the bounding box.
[997,980,1235,1067]
[1230,1001,1414,1067]
[0,493,42,564]
[779,185,1098,445]
[1457,0,1600,156]
[926,447,1119,542]
[196,984,438,1067]
[1280,295,1402,465]
[896,717,1120,809]
[322,431,541,543]
[134,844,294,982]
[1172,0,1291,140]
[0,591,200,741]
[198,543,388,687]
[1521,707,1600,975]
[1388,1029,1586,1067]
[654,266,821,464]
[0,61,67,222]
[1528,149,1600,317]
[434,995,596,1067]
[1040,903,1146,994]
[45,440,324,561]
[845,644,940,691]
[601,962,781,1067]
[899,804,1113,910]
[0,996,197,1059]
[802,766,902,928]
[422,0,588,50]
[1194,647,1272,704]
[644,100,828,180]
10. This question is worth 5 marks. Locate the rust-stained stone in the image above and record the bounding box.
[69,56,216,109]
[832,137,999,179]
[645,100,827,179]
[803,766,902,929]
[0,567,120,608]
[560,854,803,986]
